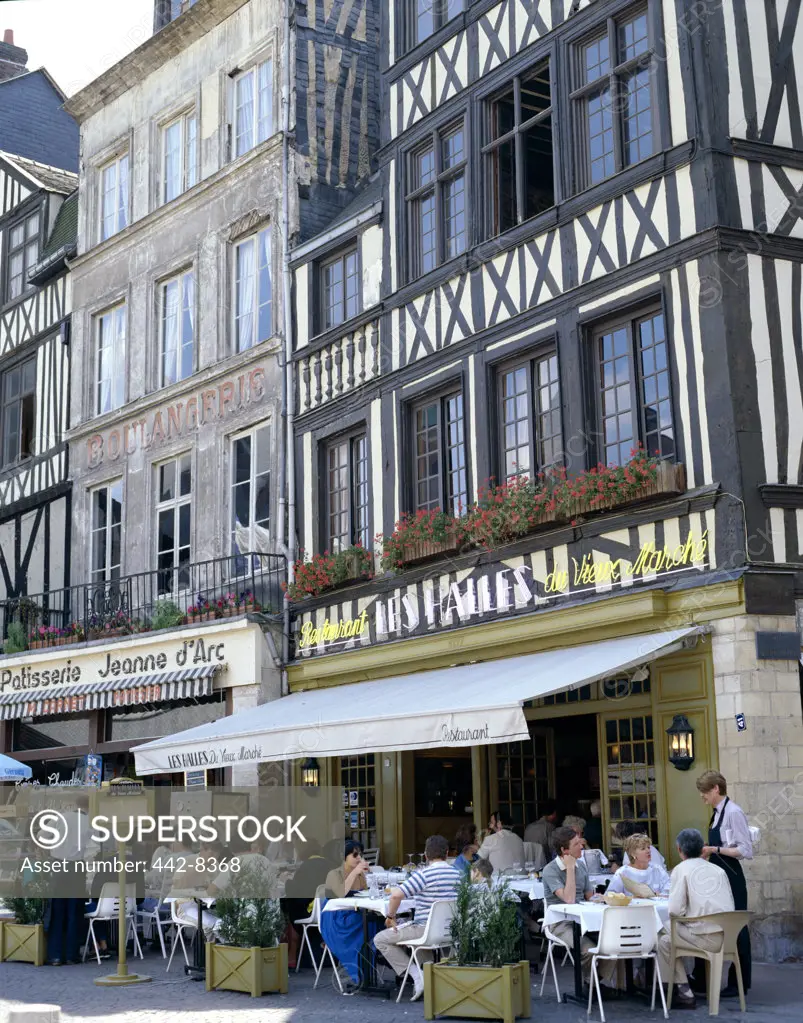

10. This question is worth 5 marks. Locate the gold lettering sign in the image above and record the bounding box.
[298,610,369,649]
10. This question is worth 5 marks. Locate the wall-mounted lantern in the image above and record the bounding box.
[666,714,695,771]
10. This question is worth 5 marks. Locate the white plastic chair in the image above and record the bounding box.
[668,911,750,1016]
[396,899,456,1003]
[136,897,170,958]
[538,917,575,1000]
[83,883,143,965]
[294,884,325,973]
[166,898,196,972]
[362,848,380,866]
[587,905,668,1022]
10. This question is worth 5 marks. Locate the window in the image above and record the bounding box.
[156,454,192,593]
[96,304,126,414]
[99,154,130,241]
[325,431,369,552]
[593,307,674,467]
[321,249,360,330]
[499,351,561,480]
[408,0,464,49]
[160,271,195,386]
[234,60,273,158]
[162,111,198,203]
[90,481,123,583]
[412,391,467,515]
[406,121,466,278]
[340,755,377,849]
[603,713,659,845]
[231,423,271,560]
[234,226,272,351]
[5,211,39,301]
[1,357,36,467]
[572,7,655,188]
[484,61,554,238]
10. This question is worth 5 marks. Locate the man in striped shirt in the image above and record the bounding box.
[374,834,460,1001]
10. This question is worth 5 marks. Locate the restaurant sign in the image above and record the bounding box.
[296,528,710,656]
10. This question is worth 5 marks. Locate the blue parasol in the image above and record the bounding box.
[0,753,32,781]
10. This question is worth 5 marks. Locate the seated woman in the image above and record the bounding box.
[319,840,377,986]
[453,824,479,875]
[615,820,667,868]
[607,834,670,896]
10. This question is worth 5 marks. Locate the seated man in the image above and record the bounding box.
[607,834,670,896]
[656,827,734,1010]
[374,835,461,1001]
[470,857,494,887]
[523,800,558,869]
[542,826,617,991]
[477,810,526,871]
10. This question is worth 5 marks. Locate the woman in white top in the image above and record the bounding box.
[607,834,670,896]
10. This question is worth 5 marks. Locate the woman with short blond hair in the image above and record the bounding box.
[607,833,670,896]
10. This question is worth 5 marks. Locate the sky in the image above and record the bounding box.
[1,0,154,97]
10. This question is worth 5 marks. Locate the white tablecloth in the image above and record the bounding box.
[506,878,545,900]
[322,895,416,916]
[545,898,670,935]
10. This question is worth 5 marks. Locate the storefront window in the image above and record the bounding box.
[340,754,377,849]
[604,713,658,844]
[12,714,92,751]
[105,693,225,741]
[496,732,551,828]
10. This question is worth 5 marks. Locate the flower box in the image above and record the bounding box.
[29,640,45,650]
[205,941,288,997]
[0,922,45,966]
[400,533,460,566]
[424,960,531,1022]
[188,611,216,623]
[88,626,127,640]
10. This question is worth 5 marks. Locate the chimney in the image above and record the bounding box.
[0,28,27,83]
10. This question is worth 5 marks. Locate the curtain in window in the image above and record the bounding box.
[257,61,272,143]
[237,240,256,350]
[112,306,126,410]
[163,280,179,385]
[257,227,272,342]
[117,156,129,231]
[236,72,255,156]
[182,272,195,380]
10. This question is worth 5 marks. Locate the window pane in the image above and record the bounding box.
[9,251,24,299]
[101,162,116,241]
[535,353,561,470]
[599,327,634,466]
[164,120,182,202]
[415,403,440,511]
[162,279,179,385]
[236,238,256,351]
[417,193,436,274]
[344,251,360,320]
[179,453,192,496]
[181,272,195,380]
[622,67,653,166]
[489,139,516,236]
[186,114,198,188]
[324,257,344,329]
[442,127,464,168]
[160,460,175,502]
[416,0,434,44]
[584,33,610,83]
[353,434,369,548]
[117,155,129,232]
[443,173,466,258]
[638,312,674,459]
[10,224,24,248]
[501,365,531,479]
[328,440,349,550]
[586,88,615,184]
[490,83,515,140]
[257,60,273,143]
[619,13,649,61]
[257,227,272,342]
[444,393,467,515]
[236,70,255,156]
[415,146,435,188]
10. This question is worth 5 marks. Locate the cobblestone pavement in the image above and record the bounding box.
[0,954,800,1022]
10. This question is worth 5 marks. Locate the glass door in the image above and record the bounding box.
[598,711,659,846]
[492,726,554,829]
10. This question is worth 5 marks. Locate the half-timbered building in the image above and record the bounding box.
[0,65,78,624]
[286,0,803,961]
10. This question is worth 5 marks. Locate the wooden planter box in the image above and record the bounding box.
[188,611,216,623]
[424,960,531,1023]
[400,533,460,567]
[0,922,46,966]
[205,942,288,997]
[29,640,46,649]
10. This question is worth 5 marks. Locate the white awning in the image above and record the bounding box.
[132,627,701,775]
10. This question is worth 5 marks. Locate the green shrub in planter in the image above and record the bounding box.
[0,898,46,966]
[149,600,186,631]
[206,869,287,996]
[424,877,530,1022]
[3,621,27,654]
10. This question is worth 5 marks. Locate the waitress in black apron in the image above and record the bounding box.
[692,772,752,996]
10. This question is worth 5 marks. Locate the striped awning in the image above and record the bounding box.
[0,665,221,721]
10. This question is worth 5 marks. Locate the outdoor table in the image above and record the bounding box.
[323,893,415,995]
[544,898,670,1003]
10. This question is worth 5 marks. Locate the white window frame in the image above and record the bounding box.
[231,421,271,561]
[155,452,193,594]
[99,153,130,241]
[95,303,126,415]
[233,58,274,158]
[160,269,195,387]
[162,110,198,204]
[90,480,123,583]
[233,225,272,352]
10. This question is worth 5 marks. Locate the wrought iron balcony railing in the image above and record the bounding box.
[1,552,286,652]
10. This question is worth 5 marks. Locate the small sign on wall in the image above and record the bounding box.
[735,713,746,732]
[755,631,800,660]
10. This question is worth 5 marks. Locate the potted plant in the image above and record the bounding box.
[285,544,374,601]
[3,622,27,654]
[87,608,134,639]
[240,590,261,613]
[59,622,86,646]
[215,592,241,617]
[206,871,287,996]
[28,625,62,649]
[0,897,46,967]
[424,877,530,1022]
[380,511,465,572]
[187,595,215,623]
[150,599,187,631]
